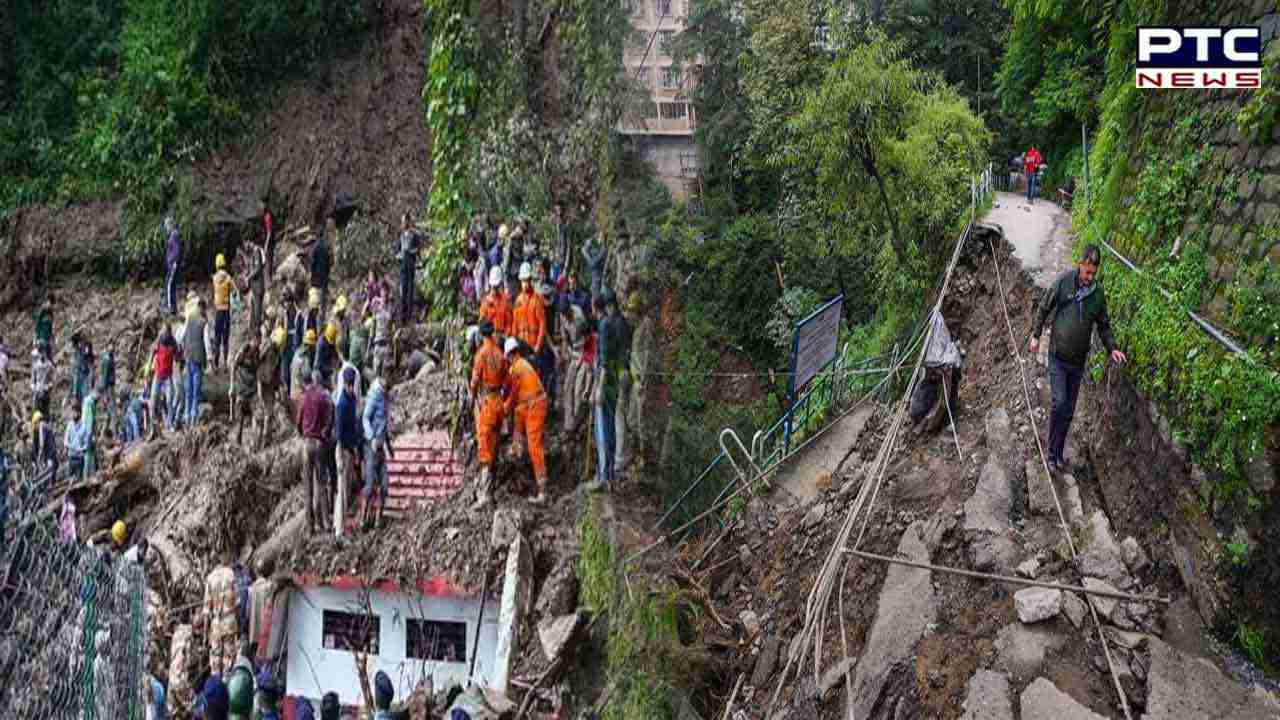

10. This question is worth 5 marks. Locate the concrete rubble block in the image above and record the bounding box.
[1016,557,1040,579]
[490,507,525,550]
[1074,511,1129,583]
[984,408,1015,459]
[1104,627,1150,651]
[970,535,1020,573]
[739,609,761,637]
[493,533,533,693]
[1014,588,1062,624]
[537,611,585,663]
[1119,536,1150,574]
[964,460,1013,534]
[1019,677,1107,720]
[1060,591,1087,629]
[533,550,580,620]
[960,669,1014,720]
[1081,577,1119,621]
[1026,459,1057,516]
[848,520,938,717]
[804,502,827,530]
[994,623,1065,679]
[1144,637,1280,719]
[751,636,783,689]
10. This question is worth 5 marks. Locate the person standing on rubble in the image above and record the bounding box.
[361,372,391,529]
[281,288,304,396]
[1029,244,1127,473]
[212,253,235,371]
[310,220,333,324]
[315,321,340,388]
[512,262,547,363]
[80,385,99,478]
[480,266,513,341]
[582,235,607,298]
[31,347,52,419]
[398,213,423,324]
[152,327,180,433]
[291,330,316,404]
[505,337,550,504]
[163,217,181,317]
[612,292,635,473]
[97,340,117,440]
[34,295,54,360]
[262,205,276,289]
[232,334,259,446]
[297,370,334,534]
[470,320,508,509]
[30,410,56,483]
[559,285,593,433]
[334,366,361,537]
[69,332,92,411]
[64,404,86,481]
[370,296,393,379]
[592,290,626,489]
[256,327,287,449]
[242,242,267,343]
[182,298,208,428]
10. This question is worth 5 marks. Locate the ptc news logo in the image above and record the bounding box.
[1136,27,1263,89]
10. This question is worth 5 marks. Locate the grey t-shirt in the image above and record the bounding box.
[183,318,207,365]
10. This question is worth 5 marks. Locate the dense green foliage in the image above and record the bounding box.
[0,0,366,225]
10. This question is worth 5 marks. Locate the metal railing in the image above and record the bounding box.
[653,167,995,538]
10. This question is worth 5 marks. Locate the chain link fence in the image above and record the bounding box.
[0,463,150,719]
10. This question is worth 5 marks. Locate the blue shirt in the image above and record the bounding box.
[363,380,388,442]
[335,390,361,451]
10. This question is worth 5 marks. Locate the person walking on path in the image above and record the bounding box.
[256,327,288,449]
[1024,146,1043,204]
[296,371,334,534]
[232,335,259,445]
[398,213,423,324]
[592,290,626,489]
[164,217,182,316]
[31,348,52,419]
[33,297,54,360]
[334,367,361,537]
[262,206,276,289]
[1029,244,1127,473]
[97,341,117,440]
[309,223,332,326]
[152,327,180,433]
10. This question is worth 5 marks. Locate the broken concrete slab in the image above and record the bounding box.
[1075,510,1129,583]
[818,656,858,697]
[970,535,1020,572]
[739,609,761,637]
[985,407,1015,460]
[751,637,783,689]
[964,459,1013,534]
[848,520,938,717]
[1120,536,1150,575]
[493,533,532,693]
[960,670,1013,720]
[1016,557,1041,579]
[537,611,585,663]
[1014,588,1062,624]
[1019,677,1106,720]
[1026,458,1057,516]
[1061,591,1087,629]
[490,507,525,550]
[994,623,1065,679]
[1081,577,1119,621]
[1144,637,1280,719]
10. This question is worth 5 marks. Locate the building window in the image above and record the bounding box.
[637,66,651,86]
[658,30,675,54]
[323,611,380,654]
[656,0,672,16]
[661,66,680,88]
[659,102,688,120]
[407,619,468,663]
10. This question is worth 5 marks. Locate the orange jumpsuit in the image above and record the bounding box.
[505,355,548,479]
[512,288,547,352]
[470,337,508,465]
[479,291,513,338]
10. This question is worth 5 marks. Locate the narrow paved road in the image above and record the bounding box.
[982,191,1074,290]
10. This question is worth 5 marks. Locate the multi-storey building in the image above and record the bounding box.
[620,0,702,204]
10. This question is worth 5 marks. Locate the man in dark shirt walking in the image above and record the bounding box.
[1029,245,1128,473]
[296,371,334,534]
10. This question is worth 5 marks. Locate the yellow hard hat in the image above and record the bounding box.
[304,329,318,346]
[111,521,127,546]
[334,294,348,313]
[31,411,42,425]
[498,224,510,240]
[272,326,286,348]
[308,287,320,309]
[324,322,339,344]
[215,253,227,270]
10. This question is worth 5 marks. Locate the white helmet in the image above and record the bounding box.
[488,266,504,288]
[504,337,520,356]
[518,262,533,281]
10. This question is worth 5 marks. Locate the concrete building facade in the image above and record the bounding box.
[620,0,702,202]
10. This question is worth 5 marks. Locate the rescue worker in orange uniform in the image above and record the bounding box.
[504,336,549,504]
[512,261,547,355]
[470,319,508,508]
[479,266,513,340]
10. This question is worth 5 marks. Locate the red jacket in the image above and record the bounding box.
[1024,148,1043,174]
[153,342,176,381]
[296,385,333,441]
